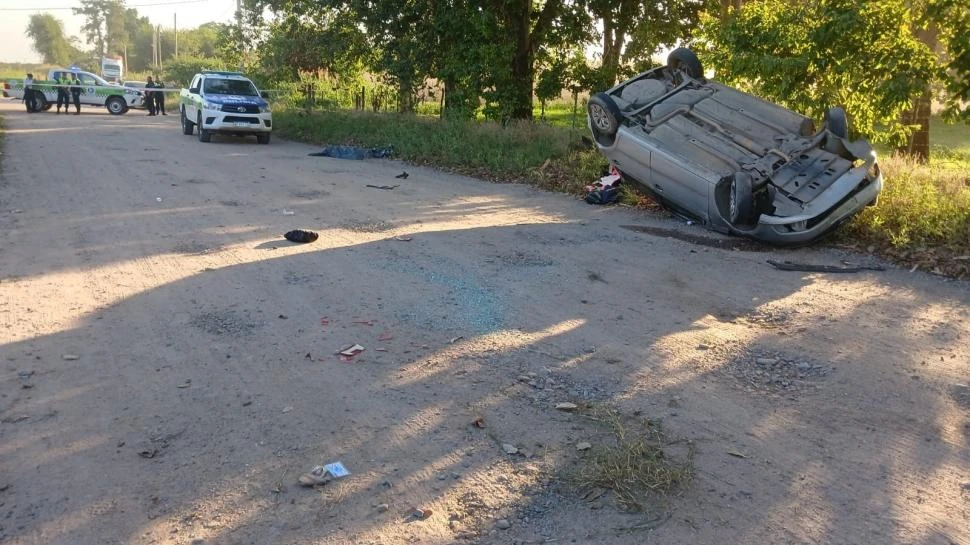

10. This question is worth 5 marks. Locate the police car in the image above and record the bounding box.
[2,68,144,114]
[179,71,272,144]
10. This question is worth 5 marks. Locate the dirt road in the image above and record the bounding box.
[1,101,968,545]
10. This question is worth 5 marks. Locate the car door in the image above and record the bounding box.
[77,73,103,105]
[184,75,201,119]
[648,148,711,220]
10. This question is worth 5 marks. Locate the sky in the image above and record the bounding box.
[0,0,239,63]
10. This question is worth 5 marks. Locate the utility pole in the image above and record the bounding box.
[174,13,178,58]
[151,26,157,67]
[157,24,163,70]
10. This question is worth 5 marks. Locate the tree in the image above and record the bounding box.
[698,0,940,152]
[486,0,566,120]
[74,0,128,57]
[589,0,713,88]
[25,14,81,65]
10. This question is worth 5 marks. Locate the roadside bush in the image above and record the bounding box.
[840,154,970,249]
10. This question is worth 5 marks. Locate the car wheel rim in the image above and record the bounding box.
[590,105,610,131]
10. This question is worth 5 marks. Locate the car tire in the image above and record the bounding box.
[197,114,211,142]
[33,94,48,111]
[667,48,704,80]
[106,97,127,115]
[257,133,271,145]
[729,172,757,226]
[824,107,848,139]
[588,92,622,139]
[181,108,194,135]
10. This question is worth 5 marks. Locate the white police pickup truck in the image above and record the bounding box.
[2,68,144,114]
[179,71,272,144]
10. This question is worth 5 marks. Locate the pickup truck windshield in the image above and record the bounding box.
[203,78,259,96]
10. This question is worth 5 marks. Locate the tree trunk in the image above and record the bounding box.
[397,78,414,114]
[497,0,562,121]
[896,24,937,163]
[509,0,534,121]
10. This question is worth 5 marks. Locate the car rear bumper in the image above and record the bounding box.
[200,109,272,133]
[742,170,883,245]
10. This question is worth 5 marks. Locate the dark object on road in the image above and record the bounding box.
[767,260,885,273]
[308,145,394,160]
[588,47,882,246]
[585,187,620,205]
[395,171,409,179]
[366,184,399,190]
[284,230,319,243]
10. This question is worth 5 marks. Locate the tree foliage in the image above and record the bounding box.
[927,0,970,123]
[25,14,82,66]
[590,0,713,87]
[697,0,941,146]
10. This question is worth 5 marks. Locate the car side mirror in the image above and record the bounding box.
[189,87,199,94]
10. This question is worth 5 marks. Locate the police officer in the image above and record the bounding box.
[154,79,167,115]
[145,76,157,116]
[23,73,37,113]
[70,74,83,115]
[56,73,71,114]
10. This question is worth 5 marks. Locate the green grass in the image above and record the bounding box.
[839,154,970,249]
[0,63,56,81]
[563,406,693,511]
[275,108,596,183]
[274,106,970,276]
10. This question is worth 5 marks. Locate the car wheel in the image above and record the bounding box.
[824,107,848,139]
[257,133,271,145]
[197,114,211,142]
[181,109,194,135]
[667,48,704,80]
[34,94,48,111]
[106,97,127,115]
[729,172,757,226]
[588,92,622,138]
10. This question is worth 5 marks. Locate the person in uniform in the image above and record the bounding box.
[23,73,37,113]
[70,74,83,115]
[154,79,167,115]
[145,76,157,116]
[56,73,71,114]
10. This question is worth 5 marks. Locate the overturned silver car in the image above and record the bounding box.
[588,48,882,245]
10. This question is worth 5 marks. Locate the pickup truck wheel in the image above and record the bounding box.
[33,94,48,111]
[181,109,194,135]
[197,114,211,142]
[729,172,757,226]
[257,133,271,145]
[824,107,848,139]
[588,92,621,139]
[667,48,704,80]
[106,97,127,115]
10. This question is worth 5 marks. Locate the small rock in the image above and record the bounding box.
[502,444,519,455]
[797,362,811,372]
[576,442,592,451]
[62,354,80,361]
[376,503,389,513]
[555,402,578,411]
[496,519,511,530]
[756,358,776,365]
